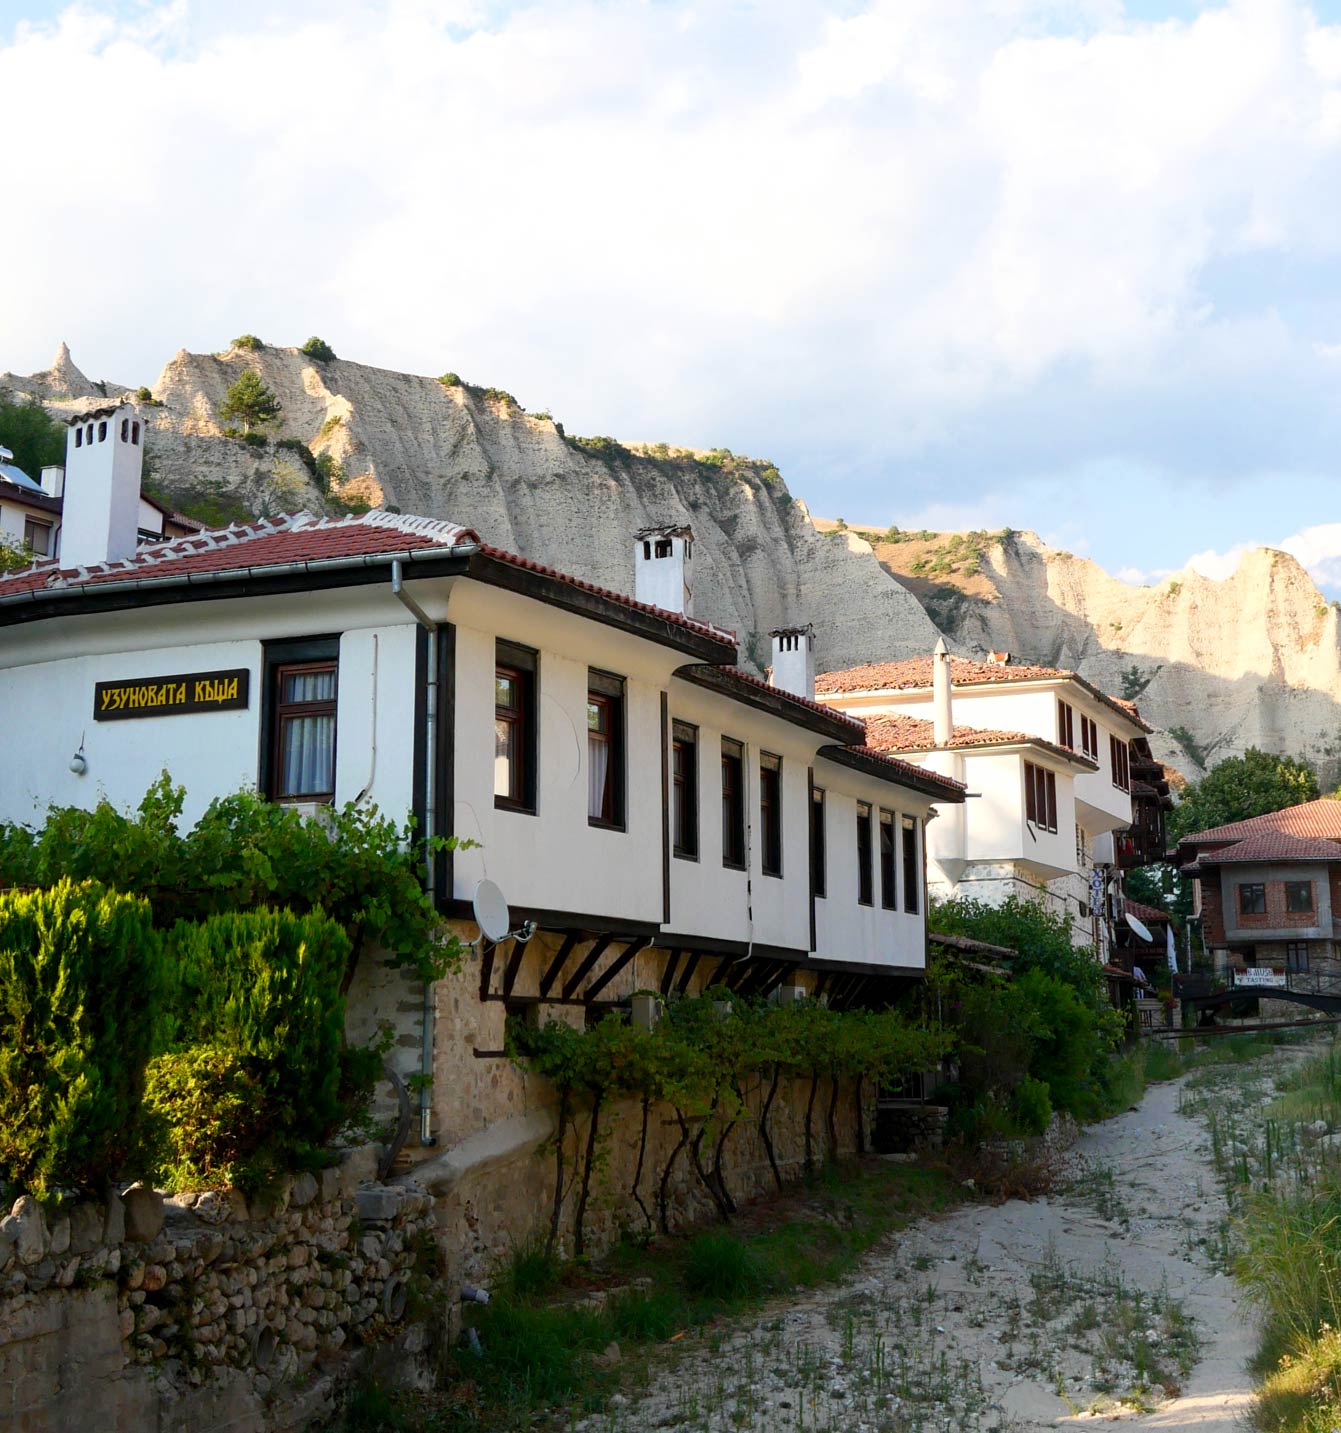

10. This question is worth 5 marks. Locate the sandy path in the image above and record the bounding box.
[597,1071,1262,1432]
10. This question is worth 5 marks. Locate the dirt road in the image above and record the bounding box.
[592,1069,1264,1432]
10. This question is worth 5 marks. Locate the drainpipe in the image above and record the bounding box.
[391,560,439,1147]
[932,637,952,748]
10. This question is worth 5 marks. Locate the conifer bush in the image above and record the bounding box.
[0,879,165,1198]
[146,908,356,1188]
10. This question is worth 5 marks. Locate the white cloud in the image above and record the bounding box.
[1182,524,1341,592]
[1185,543,1254,581]
[4,0,1341,537]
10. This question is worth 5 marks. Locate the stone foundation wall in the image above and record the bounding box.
[873,1101,948,1155]
[0,1149,437,1432]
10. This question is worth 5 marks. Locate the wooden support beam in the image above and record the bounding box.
[562,934,615,1000]
[502,937,526,998]
[736,960,776,998]
[758,963,791,1001]
[539,931,581,999]
[812,972,831,1004]
[583,937,649,1003]
[479,940,496,1001]
[676,950,702,996]
[660,948,682,997]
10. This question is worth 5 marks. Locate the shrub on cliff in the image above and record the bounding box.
[146,908,360,1188]
[218,369,281,435]
[231,334,265,350]
[0,880,166,1197]
[300,336,337,362]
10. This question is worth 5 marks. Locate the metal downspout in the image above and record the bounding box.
[391,560,439,1147]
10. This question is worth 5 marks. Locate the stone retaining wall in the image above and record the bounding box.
[0,1148,437,1432]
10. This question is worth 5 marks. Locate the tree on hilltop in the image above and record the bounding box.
[218,370,281,436]
[1170,747,1320,843]
[0,396,64,481]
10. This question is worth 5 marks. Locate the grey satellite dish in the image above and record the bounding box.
[472,879,512,943]
[1124,912,1154,944]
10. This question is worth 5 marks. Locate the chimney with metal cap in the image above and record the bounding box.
[933,637,953,747]
[634,524,693,616]
[769,625,815,700]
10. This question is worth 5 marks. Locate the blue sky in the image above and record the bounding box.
[5,0,1341,591]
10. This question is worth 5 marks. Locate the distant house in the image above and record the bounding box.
[1175,800,1341,988]
[814,643,1160,955]
[0,406,199,567]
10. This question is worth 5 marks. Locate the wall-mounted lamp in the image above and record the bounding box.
[69,736,87,776]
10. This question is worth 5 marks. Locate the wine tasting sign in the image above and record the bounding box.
[94,668,250,721]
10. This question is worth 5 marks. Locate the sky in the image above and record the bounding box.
[5,1,1341,591]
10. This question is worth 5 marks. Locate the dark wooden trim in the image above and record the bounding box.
[412,627,429,884]
[807,766,817,953]
[539,931,581,998]
[436,622,455,906]
[675,662,859,744]
[813,972,831,1003]
[472,1048,508,1058]
[660,691,671,926]
[562,934,615,1000]
[676,950,701,996]
[758,963,791,1000]
[502,937,526,998]
[660,949,682,997]
[479,940,497,1001]
[655,931,809,963]
[258,634,340,800]
[582,937,648,1003]
[441,899,660,940]
[815,742,966,802]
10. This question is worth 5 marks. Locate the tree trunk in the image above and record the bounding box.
[855,1073,866,1156]
[573,1087,603,1258]
[711,1080,744,1215]
[827,1074,839,1160]
[804,1072,820,1174]
[659,1116,690,1235]
[546,1086,571,1259]
[684,1108,733,1222]
[631,1093,654,1231]
[758,1064,784,1191]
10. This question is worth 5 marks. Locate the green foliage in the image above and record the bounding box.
[0,775,468,983]
[1168,724,1210,770]
[135,386,154,403]
[903,528,1012,580]
[1012,1075,1053,1135]
[314,452,343,491]
[300,336,337,362]
[0,542,34,575]
[569,434,632,465]
[218,368,282,435]
[683,1230,772,1300]
[231,334,265,351]
[437,372,462,388]
[1125,862,1192,922]
[146,908,355,1188]
[1120,664,1157,701]
[0,395,64,482]
[143,479,251,530]
[275,436,317,475]
[0,880,167,1197]
[1170,746,1320,842]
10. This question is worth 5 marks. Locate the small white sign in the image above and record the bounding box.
[1234,967,1287,988]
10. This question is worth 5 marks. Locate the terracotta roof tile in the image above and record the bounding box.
[1179,798,1341,846]
[1122,897,1172,924]
[1198,832,1341,865]
[816,655,1152,732]
[860,713,1099,768]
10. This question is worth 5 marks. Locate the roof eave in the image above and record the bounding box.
[676,664,861,743]
[816,744,966,802]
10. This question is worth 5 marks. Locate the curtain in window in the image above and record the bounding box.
[589,734,610,820]
[286,670,335,703]
[282,714,334,796]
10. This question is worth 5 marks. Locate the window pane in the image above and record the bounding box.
[496,674,516,708]
[280,714,334,796]
[495,718,515,798]
[284,668,336,703]
[587,700,606,733]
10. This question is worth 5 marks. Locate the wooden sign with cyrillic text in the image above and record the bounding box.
[93,669,250,721]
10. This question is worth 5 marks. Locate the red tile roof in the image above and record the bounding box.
[860,713,1099,768]
[1179,799,1341,847]
[833,744,968,800]
[0,512,736,648]
[1198,833,1341,865]
[815,655,1152,732]
[1122,897,1172,925]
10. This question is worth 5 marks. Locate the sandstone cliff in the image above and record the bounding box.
[0,344,941,671]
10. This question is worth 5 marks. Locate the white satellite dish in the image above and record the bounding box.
[1125,912,1154,944]
[472,879,512,943]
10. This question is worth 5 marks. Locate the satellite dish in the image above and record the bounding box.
[1125,912,1154,944]
[472,879,511,943]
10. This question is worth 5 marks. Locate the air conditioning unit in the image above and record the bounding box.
[288,802,336,834]
[630,993,664,1031]
[772,984,807,1007]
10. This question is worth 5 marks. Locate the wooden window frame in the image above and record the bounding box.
[721,738,746,871]
[1024,761,1058,834]
[1081,715,1098,760]
[1287,941,1311,974]
[879,809,897,910]
[811,785,827,899]
[586,669,626,831]
[23,518,52,556]
[1110,734,1131,792]
[760,752,783,878]
[1285,880,1314,914]
[856,801,874,907]
[1057,699,1074,750]
[1239,883,1266,916]
[902,815,920,915]
[672,720,699,861]
[262,639,341,805]
[495,640,538,814]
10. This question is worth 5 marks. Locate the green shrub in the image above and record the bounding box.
[683,1231,772,1301]
[0,880,166,1197]
[275,437,317,474]
[314,451,343,490]
[1012,1075,1052,1135]
[437,372,462,388]
[147,908,357,1187]
[300,336,336,362]
[231,334,265,350]
[0,395,64,482]
[218,369,281,435]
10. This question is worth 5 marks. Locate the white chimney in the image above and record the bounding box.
[769,625,815,700]
[40,466,65,499]
[933,637,953,747]
[59,405,144,568]
[634,525,693,617]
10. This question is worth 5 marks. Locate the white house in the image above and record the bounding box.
[813,642,1151,952]
[0,402,965,1150]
